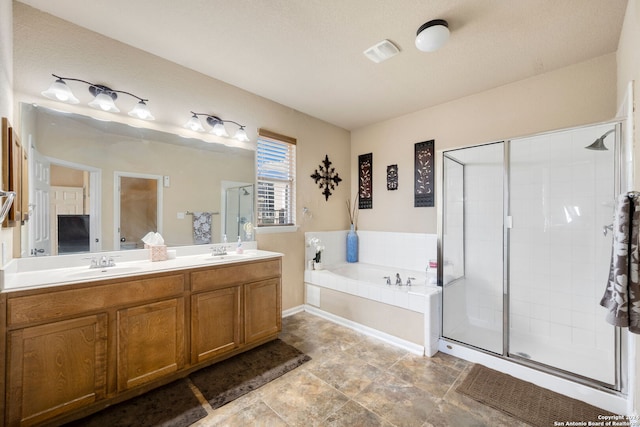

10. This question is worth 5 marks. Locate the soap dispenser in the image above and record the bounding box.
[236,236,244,254]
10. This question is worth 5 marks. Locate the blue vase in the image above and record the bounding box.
[347,225,358,263]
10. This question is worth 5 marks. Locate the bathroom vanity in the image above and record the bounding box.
[0,251,282,426]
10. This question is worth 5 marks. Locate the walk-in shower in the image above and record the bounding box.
[224,184,254,241]
[439,121,624,392]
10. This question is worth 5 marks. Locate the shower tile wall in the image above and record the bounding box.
[509,125,616,383]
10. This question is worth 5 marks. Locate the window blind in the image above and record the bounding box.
[256,130,296,227]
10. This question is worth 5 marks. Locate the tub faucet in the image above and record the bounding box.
[406,277,416,286]
[395,273,402,286]
[384,276,391,286]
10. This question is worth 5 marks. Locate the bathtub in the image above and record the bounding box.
[304,262,441,356]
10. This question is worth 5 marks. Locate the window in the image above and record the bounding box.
[256,129,296,227]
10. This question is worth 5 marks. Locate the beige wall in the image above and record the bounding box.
[617,0,640,416]
[12,3,351,310]
[351,53,617,233]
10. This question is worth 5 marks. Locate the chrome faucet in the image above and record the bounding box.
[406,277,416,286]
[384,276,391,286]
[87,256,116,269]
[395,273,402,286]
[211,245,228,256]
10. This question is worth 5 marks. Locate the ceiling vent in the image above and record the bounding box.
[363,39,400,63]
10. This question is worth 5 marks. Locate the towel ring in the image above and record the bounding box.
[0,190,16,224]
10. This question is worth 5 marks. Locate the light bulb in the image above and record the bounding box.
[184,115,205,132]
[41,79,80,104]
[233,127,249,142]
[211,122,229,137]
[128,101,155,121]
[88,92,120,113]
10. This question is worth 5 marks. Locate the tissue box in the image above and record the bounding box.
[148,244,168,262]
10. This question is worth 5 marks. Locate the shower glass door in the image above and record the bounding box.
[508,123,618,386]
[442,142,504,354]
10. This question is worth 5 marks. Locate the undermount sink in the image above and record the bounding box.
[64,265,146,279]
[201,253,250,262]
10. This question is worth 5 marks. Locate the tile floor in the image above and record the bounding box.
[191,311,527,426]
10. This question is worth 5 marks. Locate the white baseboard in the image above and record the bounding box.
[300,304,424,355]
[282,305,305,318]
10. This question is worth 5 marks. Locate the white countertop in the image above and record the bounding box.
[1,247,282,291]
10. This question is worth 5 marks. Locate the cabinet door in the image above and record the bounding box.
[244,278,281,344]
[7,314,108,426]
[191,286,241,363]
[117,298,185,391]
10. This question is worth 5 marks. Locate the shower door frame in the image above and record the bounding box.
[437,120,626,393]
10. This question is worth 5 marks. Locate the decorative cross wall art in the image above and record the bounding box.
[358,153,373,209]
[387,164,398,191]
[310,154,342,201]
[414,140,434,207]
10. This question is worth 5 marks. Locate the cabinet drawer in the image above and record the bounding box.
[191,259,281,292]
[8,274,185,326]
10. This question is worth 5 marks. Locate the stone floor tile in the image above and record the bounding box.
[307,350,384,397]
[261,368,349,427]
[344,335,409,370]
[323,400,395,427]
[354,371,438,427]
[389,354,462,398]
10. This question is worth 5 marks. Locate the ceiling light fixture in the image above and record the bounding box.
[41,74,155,120]
[184,112,250,142]
[415,19,450,52]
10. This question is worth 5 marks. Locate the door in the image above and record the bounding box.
[29,147,51,256]
[115,173,162,249]
[117,298,185,391]
[441,142,505,354]
[7,315,108,426]
[508,123,618,386]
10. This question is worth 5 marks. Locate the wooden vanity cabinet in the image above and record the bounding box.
[2,257,282,426]
[191,286,242,363]
[117,297,186,391]
[190,258,282,364]
[6,314,108,426]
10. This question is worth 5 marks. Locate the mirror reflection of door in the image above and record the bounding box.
[29,146,51,256]
[49,164,94,255]
[116,174,162,250]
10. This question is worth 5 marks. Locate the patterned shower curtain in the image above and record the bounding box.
[600,193,640,333]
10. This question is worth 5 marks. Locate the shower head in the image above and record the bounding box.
[585,129,615,151]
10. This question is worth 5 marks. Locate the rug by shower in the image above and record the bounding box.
[456,364,618,427]
[189,338,312,409]
[63,339,310,426]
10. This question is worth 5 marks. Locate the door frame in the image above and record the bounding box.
[42,156,101,253]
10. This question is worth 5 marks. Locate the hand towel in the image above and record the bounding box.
[192,212,212,244]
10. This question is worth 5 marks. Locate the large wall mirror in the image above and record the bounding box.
[20,103,255,257]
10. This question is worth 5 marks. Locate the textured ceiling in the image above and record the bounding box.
[17,0,628,130]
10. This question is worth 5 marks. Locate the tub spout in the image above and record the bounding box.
[395,273,402,285]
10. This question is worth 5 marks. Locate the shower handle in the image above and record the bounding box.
[603,224,613,236]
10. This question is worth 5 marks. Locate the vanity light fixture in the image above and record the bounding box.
[41,74,155,120]
[184,112,250,142]
[415,19,450,52]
